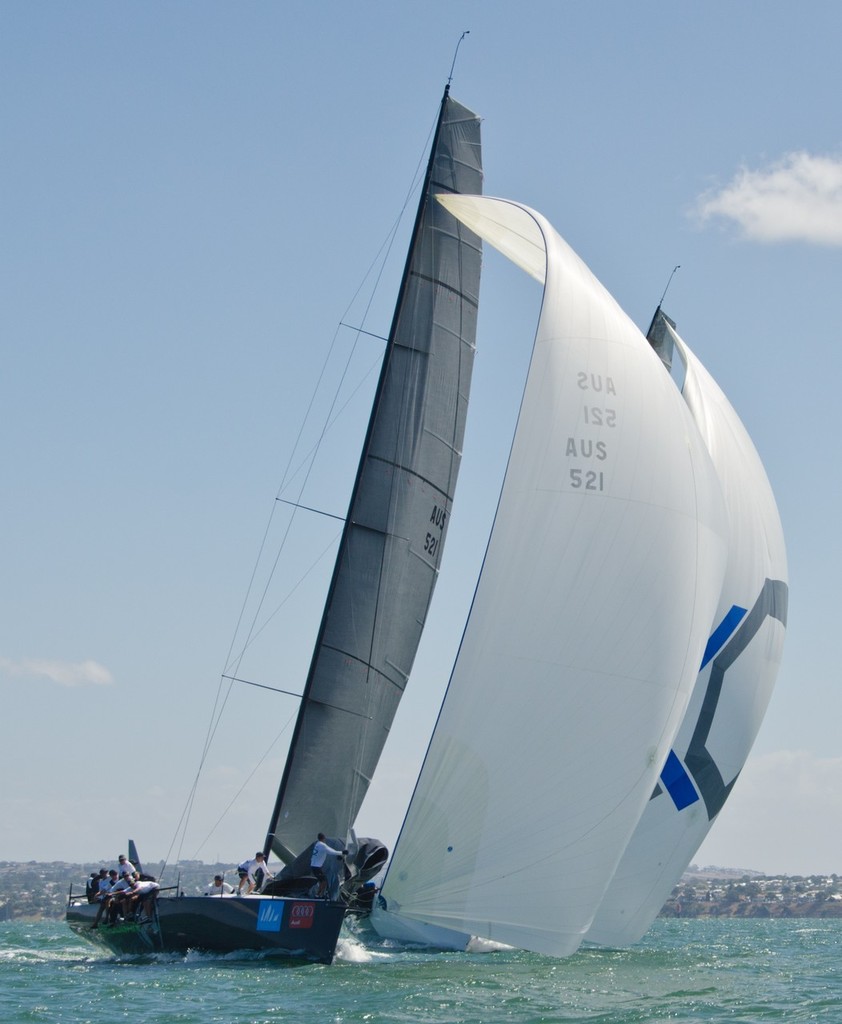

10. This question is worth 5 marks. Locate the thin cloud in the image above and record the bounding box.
[0,657,114,687]
[697,152,842,245]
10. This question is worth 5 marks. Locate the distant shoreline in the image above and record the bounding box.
[2,860,841,923]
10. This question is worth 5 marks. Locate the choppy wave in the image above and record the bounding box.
[2,918,841,1023]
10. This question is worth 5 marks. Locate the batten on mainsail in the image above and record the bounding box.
[373,198,730,958]
[264,93,483,864]
[585,311,788,948]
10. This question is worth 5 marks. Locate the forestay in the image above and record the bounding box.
[265,94,483,863]
[585,311,788,947]
[374,197,731,958]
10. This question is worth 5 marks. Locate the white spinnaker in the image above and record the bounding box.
[374,198,730,958]
[585,319,788,947]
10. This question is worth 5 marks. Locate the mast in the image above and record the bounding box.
[264,87,482,861]
[646,267,680,370]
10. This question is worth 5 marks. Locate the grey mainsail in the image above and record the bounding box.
[264,91,482,864]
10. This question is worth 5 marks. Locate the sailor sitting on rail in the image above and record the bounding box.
[205,874,234,896]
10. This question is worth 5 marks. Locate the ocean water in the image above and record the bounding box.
[2,917,840,1023]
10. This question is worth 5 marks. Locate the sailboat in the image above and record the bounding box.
[65,86,483,963]
[371,195,786,957]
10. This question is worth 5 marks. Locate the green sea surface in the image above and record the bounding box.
[2,916,839,1023]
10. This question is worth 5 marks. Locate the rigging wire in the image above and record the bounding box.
[220,111,440,680]
[187,707,299,861]
[221,529,340,664]
[166,101,442,869]
[260,348,383,525]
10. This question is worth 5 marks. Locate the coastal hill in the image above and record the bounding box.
[660,864,842,919]
[1,860,840,922]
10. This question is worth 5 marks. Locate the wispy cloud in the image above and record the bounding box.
[0,657,114,687]
[697,152,842,245]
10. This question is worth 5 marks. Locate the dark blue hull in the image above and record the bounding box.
[66,895,346,963]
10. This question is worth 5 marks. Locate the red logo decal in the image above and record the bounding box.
[289,901,315,929]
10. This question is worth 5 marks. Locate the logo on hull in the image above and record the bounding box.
[289,902,315,930]
[256,900,284,933]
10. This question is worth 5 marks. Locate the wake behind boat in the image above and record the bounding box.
[66,85,483,963]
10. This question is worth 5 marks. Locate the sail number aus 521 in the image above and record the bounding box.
[424,504,447,559]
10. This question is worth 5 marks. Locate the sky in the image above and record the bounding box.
[2,1,841,878]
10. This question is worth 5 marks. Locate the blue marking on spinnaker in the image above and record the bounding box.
[661,749,699,810]
[700,605,747,669]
